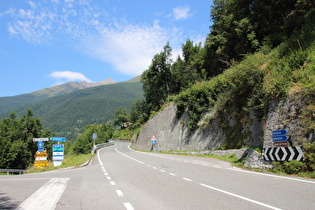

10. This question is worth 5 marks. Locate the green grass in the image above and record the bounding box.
[26,153,94,173]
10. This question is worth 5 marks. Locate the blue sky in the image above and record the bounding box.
[0,0,212,97]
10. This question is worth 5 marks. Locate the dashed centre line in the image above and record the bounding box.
[116,190,124,197]
[98,147,133,210]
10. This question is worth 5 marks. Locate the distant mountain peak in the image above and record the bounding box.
[88,78,116,87]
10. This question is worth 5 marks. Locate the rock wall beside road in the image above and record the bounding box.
[132,94,314,158]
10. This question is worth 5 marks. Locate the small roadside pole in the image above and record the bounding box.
[151,135,157,152]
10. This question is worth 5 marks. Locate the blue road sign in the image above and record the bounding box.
[38,141,44,151]
[50,137,66,142]
[152,140,156,144]
[272,129,288,136]
[272,135,289,142]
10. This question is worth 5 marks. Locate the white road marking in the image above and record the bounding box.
[116,190,124,197]
[227,168,315,184]
[106,176,111,180]
[110,181,116,185]
[16,178,69,210]
[183,178,192,182]
[160,170,166,172]
[152,167,157,169]
[115,148,144,164]
[169,173,177,176]
[200,183,281,210]
[124,202,134,210]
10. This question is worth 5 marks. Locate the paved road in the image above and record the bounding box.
[1,141,315,209]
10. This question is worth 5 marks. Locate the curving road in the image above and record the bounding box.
[1,141,315,209]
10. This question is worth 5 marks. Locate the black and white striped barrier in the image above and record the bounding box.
[263,146,304,162]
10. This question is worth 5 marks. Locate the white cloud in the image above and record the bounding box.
[82,21,183,76]
[48,71,93,84]
[172,6,192,20]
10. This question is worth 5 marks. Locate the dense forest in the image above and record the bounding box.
[1,0,315,170]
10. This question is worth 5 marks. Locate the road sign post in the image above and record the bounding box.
[151,135,157,152]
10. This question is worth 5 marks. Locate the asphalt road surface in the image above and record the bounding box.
[1,141,315,209]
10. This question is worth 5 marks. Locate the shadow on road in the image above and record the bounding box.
[0,192,19,209]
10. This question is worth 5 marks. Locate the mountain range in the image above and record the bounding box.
[0,78,116,114]
[0,76,143,140]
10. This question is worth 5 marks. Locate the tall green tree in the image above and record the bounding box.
[141,43,173,111]
[172,39,203,93]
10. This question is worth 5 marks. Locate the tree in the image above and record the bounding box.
[141,43,173,111]
[171,39,203,93]
[97,122,114,144]
[113,107,129,127]
[0,110,49,169]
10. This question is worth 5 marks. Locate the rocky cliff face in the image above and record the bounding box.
[133,93,315,152]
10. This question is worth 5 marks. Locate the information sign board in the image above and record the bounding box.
[272,129,289,142]
[273,141,289,147]
[272,129,288,136]
[38,141,44,151]
[51,137,66,142]
[53,144,64,161]
[33,138,49,141]
[34,151,48,167]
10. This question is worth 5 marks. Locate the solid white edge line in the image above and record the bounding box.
[97,142,116,166]
[200,183,282,210]
[228,168,315,184]
[115,147,144,164]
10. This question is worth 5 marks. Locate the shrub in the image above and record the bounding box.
[304,142,315,171]
[273,160,307,174]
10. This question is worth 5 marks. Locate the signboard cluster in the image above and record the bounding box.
[263,129,304,162]
[33,138,49,167]
[33,137,66,168]
[272,129,288,147]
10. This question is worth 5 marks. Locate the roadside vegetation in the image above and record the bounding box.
[26,153,94,173]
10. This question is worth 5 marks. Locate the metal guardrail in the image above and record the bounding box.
[0,169,26,175]
[91,140,115,154]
